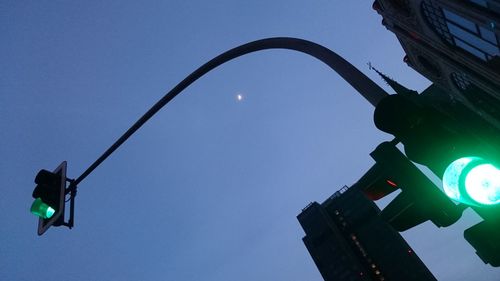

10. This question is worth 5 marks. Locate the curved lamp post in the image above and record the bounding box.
[74,37,388,187]
[33,37,390,232]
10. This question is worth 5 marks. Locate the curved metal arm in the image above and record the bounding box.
[73,37,389,186]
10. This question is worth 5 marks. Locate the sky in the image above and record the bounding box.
[1,1,499,281]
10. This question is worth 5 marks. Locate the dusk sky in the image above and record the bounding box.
[2,1,499,280]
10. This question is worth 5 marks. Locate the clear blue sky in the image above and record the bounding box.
[1,1,499,280]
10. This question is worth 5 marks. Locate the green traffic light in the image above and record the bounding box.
[465,164,500,205]
[30,198,55,219]
[443,157,500,206]
[443,157,476,204]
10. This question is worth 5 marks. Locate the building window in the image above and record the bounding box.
[467,0,500,15]
[421,0,500,61]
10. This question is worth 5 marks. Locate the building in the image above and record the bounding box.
[372,0,500,129]
[297,185,437,281]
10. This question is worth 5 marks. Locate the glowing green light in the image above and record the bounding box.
[443,157,500,206]
[442,157,478,203]
[30,198,55,219]
[465,164,500,205]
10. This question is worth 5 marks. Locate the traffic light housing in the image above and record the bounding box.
[31,161,67,235]
[373,93,500,207]
[464,219,500,267]
[356,161,399,201]
[372,91,500,266]
[357,141,463,231]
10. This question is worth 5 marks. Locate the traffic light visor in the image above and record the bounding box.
[443,157,500,206]
[30,198,55,219]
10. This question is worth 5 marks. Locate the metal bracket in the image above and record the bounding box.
[62,178,77,229]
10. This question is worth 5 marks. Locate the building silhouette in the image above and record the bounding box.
[372,0,500,129]
[297,185,437,281]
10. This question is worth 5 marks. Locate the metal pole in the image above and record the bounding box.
[73,37,389,187]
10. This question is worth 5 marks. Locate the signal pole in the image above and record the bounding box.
[31,37,390,235]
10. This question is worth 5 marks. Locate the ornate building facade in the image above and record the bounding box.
[373,0,500,128]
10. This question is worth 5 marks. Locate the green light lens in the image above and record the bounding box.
[442,157,478,203]
[30,198,55,219]
[465,164,500,205]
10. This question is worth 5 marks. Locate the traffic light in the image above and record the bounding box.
[30,161,67,235]
[356,158,401,201]
[442,156,500,206]
[372,91,500,266]
[357,141,463,231]
[373,93,499,207]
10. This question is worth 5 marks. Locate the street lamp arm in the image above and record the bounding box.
[72,37,389,187]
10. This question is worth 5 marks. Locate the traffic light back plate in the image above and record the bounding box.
[37,161,67,235]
